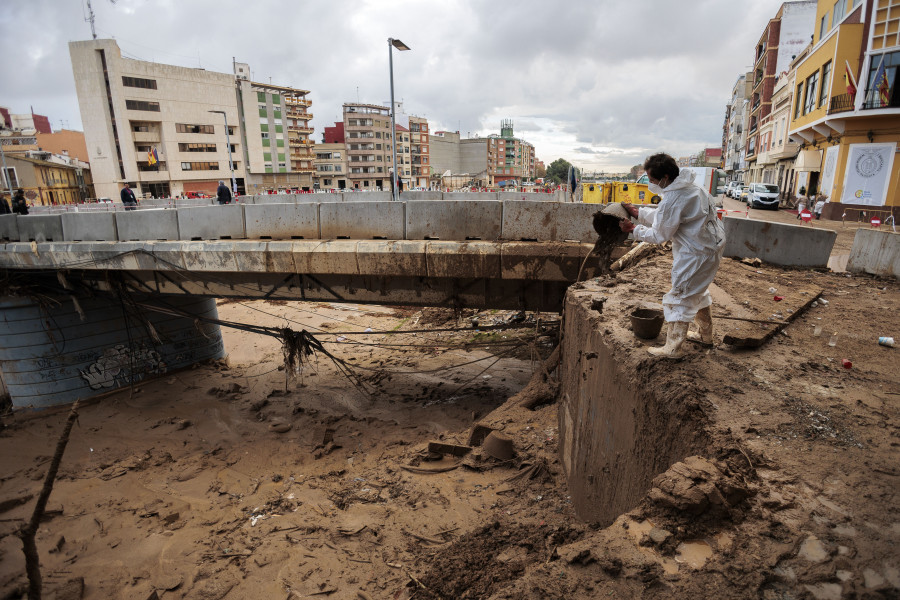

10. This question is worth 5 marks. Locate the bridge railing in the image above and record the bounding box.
[1,194,597,244]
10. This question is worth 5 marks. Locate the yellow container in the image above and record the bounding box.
[582,182,660,205]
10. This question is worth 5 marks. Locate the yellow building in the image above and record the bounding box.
[789,0,900,219]
[3,154,91,205]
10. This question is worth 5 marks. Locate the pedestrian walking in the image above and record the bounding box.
[216,181,232,205]
[619,153,726,358]
[12,189,28,215]
[796,187,807,220]
[814,195,826,220]
[120,183,138,211]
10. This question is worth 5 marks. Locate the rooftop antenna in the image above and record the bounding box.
[85,0,116,40]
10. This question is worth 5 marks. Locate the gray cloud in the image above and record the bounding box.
[0,0,787,170]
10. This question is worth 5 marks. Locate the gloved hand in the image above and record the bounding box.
[621,203,640,219]
[619,219,635,233]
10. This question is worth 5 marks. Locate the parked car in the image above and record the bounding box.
[725,182,743,198]
[737,186,751,202]
[746,183,780,210]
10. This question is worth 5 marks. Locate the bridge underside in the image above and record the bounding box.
[0,240,609,312]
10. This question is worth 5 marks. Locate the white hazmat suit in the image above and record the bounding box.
[631,170,726,323]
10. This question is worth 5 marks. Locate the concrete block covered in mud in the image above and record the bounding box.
[722,217,836,268]
[244,203,319,239]
[116,208,180,241]
[356,240,428,276]
[61,212,118,241]
[177,205,246,240]
[847,228,900,278]
[319,201,404,239]
[405,200,502,240]
[16,214,63,242]
[0,214,18,241]
[501,201,597,242]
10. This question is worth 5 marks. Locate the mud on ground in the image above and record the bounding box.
[0,248,898,599]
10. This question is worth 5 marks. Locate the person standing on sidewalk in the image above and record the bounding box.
[216,180,232,205]
[0,193,11,215]
[120,183,138,211]
[12,189,29,215]
[619,153,726,358]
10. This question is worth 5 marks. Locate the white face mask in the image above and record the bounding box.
[647,177,667,195]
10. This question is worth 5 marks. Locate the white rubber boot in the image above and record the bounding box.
[648,321,688,358]
[687,306,714,347]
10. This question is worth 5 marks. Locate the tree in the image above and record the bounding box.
[535,163,546,179]
[545,158,572,185]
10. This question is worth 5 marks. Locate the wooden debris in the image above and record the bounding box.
[426,442,472,457]
[723,291,822,348]
[611,242,655,272]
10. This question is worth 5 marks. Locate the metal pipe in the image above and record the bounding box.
[389,39,398,201]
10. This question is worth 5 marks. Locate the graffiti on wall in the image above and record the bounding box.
[79,344,167,390]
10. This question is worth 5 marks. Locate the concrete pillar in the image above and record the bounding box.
[0,294,224,408]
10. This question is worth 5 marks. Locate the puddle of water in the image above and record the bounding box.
[675,540,714,569]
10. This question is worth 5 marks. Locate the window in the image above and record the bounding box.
[259,104,268,111]
[126,99,160,112]
[833,0,845,26]
[795,84,804,118]
[178,143,216,152]
[2,167,18,188]
[819,61,832,107]
[804,71,819,114]
[180,162,219,171]
[260,124,269,132]
[333,152,341,159]
[176,123,214,134]
[122,76,157,89]
[132,124,150,132]
[820,14,829,40]
[261,132,270,139]
[257,92,266,103]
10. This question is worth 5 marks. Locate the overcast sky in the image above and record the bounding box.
[1,0,790,172]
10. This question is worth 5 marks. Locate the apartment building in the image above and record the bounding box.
[2,152,92,205]
[340,103,393,191]
[313,143,348,190]
[430,121,536,189]
[756,70,802,192]
[745,1,818,182]
[723,73,752,179]
[789,0,899,217]
[408,116,431,189]
[69,39,314,199]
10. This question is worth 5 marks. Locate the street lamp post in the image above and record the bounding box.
[388,37,410,202]
[208,110,237,196]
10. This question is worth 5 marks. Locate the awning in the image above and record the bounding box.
[794,149,823,172]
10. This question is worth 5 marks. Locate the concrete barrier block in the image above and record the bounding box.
[266,241,297,272]
[235,195,254,204]
[181,240,238,271]
[847,228,900,278]
[426,241,502,279]
[0,215,18,241]
[116,208,180,241]
[315,193,344,203]
[501,242,592,281]
[357,240,427,276]
[40,242,89,269]
[291,240,359,275]
[232,241,269,272]
[345,191,391,202]
[177,205,245,240]
[17,214,63,242]
[501,201,597,242]
[400,191,443,201]
[252,194,297,205]
[61,212,118,241]
[406,201,502,240]
[722,217,836,267]
[501,192,559,203]
[320,202,404,239]
[174,198,216,208]
[140,198,174,209]
[244,203,319,239]
[445,192,498,201]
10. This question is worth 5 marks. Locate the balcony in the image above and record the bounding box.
[132,131,160,143]
[284,97,311,108]
[861,87,899,110]
[828,93,855,114]
[288,125,314,134]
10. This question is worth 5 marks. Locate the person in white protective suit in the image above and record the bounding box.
[619,153,726,358]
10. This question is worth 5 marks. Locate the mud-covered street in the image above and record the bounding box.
[0,213,898,599]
